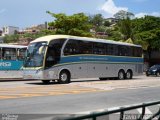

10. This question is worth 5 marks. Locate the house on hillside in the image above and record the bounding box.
[0,36,4,43]
[2,26,19,36]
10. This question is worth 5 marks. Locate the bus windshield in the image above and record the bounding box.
[24,42,47,67]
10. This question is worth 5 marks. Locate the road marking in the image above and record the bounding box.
[128,85,160,90]
[0,95,18,99]
[0,85,105,100]
[138,107,152,114]
[107,107,120,111]
[137,107,154,119]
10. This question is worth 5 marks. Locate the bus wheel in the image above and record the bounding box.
[146,73,149,76]
[126,70,133,79]
[156,72,160,77]
[42,80,50,84]
[118,70,125,80]
[59,71,70,84]
[99,77,107,80]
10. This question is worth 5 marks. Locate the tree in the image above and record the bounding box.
[89,14,103,26]
[114,10,134,40]
[132,16,160,65]
[88,14,104,34]
[134,29,160,64]
[107,30,122,41]
[4,34,19,43]
[132,16,160,49]
[118,17,133,40]
[114,10,134,20]
[132,16,160,33]
[47,11,92,37]
[103,21,111,27]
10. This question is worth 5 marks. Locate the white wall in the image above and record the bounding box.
[0,36,4,43]
[2,26,19,36]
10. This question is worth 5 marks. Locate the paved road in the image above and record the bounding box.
[1,75,160,100]
[0,81,104,100]
[0,75,160,119]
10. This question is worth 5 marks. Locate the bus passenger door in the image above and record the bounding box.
[45,47,57,68]
[45,39,66,68]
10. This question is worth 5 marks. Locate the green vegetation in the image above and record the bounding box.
[132,16,160,62]
[114,10,134,19]
[47,11,92,37]
[21,29,56,39]
[132,16,160,49]
[4,34,19,43]
[3,11,160,59]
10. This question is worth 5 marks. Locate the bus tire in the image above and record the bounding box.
[59,70,70,84]
[99,77,107,80]
[125,70,133,79]
[146,72,149,76]
[42,80,50,84]
[118,70,125,80]
[156,72,160,77]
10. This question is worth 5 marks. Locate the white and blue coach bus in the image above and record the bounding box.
[0,44,27,79]
[23,35,143,83]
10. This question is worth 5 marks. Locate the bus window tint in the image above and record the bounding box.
[118,45,128,56]
[18,48,26,60]
[48,39,66,61]
[3,48,16,60]
[49,39,66,53]
[79,40,93,54]
[133,47,142,57]
[138,47,142,57]
[126,46,132,56]
[64,39,93,55]
[64,39,80,55]
[0,49,2,59]
[106,44,117,55]
[93,42,106,55]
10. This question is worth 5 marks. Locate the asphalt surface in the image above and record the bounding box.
[0,75,160,119]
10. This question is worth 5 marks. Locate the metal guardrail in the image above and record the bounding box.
[62,100,160,120]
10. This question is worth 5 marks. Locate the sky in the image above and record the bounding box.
[0,0,160,29]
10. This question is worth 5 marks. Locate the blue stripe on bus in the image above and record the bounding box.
[0,60,24,70]
[60,55,143,64]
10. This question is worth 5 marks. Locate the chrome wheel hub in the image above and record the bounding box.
[119,72,124,79]
[61,73,67,81]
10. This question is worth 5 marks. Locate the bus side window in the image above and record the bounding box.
[64,39,80,55]
[118,45,128,56]
[49,39,66,61]
[3,48,17,60]
[107,44,115,55]
[18,48,26,60]
[0,48,2,59]
[93,42,106,55]
[79,40,93,54]
[133,47,142,57]
[138,48,142,57]
[118,45,122,56]
[127,46,132,56]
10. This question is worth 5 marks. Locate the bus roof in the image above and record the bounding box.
[0,44,27,49]
[31,35,142,47]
